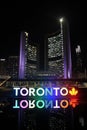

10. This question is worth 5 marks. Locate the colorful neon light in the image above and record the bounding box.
[13,87,69,97]
[69,87,78,96]
[13,99,69,109]
[13,87,79,109]
[69,98,79,108]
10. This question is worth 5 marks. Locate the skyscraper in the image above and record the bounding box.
[19,32,39,79]
[44,17,72,78]
[75,45,82,71]
[74,45,83,78]
[47,32,64,78]
[7,56,19,78]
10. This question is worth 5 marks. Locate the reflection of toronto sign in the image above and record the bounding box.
[13,87,78,109]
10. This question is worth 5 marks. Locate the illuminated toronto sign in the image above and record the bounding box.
[13,87,78,109]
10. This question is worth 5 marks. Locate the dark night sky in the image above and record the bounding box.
[0,2,87,65]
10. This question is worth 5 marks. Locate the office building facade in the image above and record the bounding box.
[47,32,64,78]
[7,56,19,79]
[44,18,72,78]
[19,32,39,79]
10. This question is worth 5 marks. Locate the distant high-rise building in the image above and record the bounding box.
[74,45,83,78]
[0,58,7,75]
[75,45,82,71]
[7,56,19,78]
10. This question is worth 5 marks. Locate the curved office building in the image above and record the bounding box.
[19,32,39,79]
[47,18,72,78]
[19,18,72,79]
